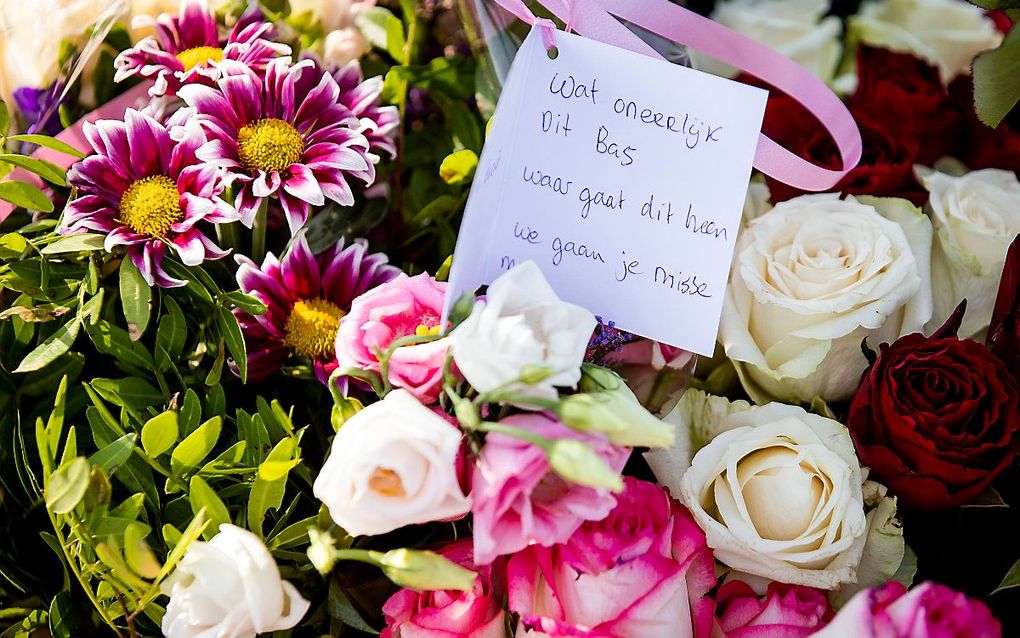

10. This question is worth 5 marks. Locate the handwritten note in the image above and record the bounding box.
[445,27,767,356]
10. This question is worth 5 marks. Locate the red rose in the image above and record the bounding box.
[761,92,925,204]
[849,46,962,165]
[847,306,1020,510]
[988,236,1020,377]
[950,75,1020,175]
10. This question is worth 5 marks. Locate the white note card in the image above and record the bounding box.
[446,27,767,356]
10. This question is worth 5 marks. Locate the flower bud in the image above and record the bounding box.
[560,368,675,448]
[377,548,477,592]
[546,439,624,492]
[307,528,338,575]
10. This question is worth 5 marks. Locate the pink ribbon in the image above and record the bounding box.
[488,0,862,190]
[0,82,153,222]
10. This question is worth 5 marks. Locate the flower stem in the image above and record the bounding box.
[251,200,268,263]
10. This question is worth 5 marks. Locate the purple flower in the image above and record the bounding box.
[233,234,400,383]
[59,109,238,288]
[13,83,63,136]
[180,59,376,234]
[114,0,289,98]
[299,57,399,160]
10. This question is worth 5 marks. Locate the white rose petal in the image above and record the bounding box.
[678,402,868,589]
[161,524,310,638]
[690,0,843,84]
[851,0,1002,83]
[719,193,932,404]
[918,167,1020,339]
[313,389,471,537]
[451,261,597,400]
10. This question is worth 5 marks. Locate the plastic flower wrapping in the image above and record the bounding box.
[0,0,1017,637]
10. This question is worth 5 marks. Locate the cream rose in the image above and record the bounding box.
[719,194,932,404]
[313,389,471,537]
[450,261,596,400]
[677,402,867,589]
[689,0,842,83]
[851,0,1001,83]
[161,524,310,638]
[918,167,1020,339]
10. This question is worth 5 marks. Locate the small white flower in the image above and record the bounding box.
[450,261,596,400]
[851,0,1002,83]
[678,402,868,589]
[919,167,1020,339]
[690,0,843,83]
[313,389,471,537]
[719,194,932,404]
[161,524,310,638]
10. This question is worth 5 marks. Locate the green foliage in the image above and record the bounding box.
[972,25,1020,127]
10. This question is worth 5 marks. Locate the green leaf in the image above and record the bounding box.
[5,134,86,158]
[40,234,106,255]
[0,232,28,259]
[180,389,202,436]
[0,154,67,186]
[45,457,90,514]
[85,320,154,372]
[141,411,179,457]
[158,511,208,581]
[248,438,295,537]
[0,101,8,137]
[155,297,186,370]
[994,558,1020,594]
[0,180,54,212]
[189,475,230,539]
[14,318,80,373]
[48,592,75,638]
[170,417,222,477]
[217,307,247,382]
[119,257,152,340]
[90,377,164,413]
[221,291,267,315]
[355,6,403,53]
[973,26,1020,127]
[439,149,478,184]
[88,434,137,475]
[123,521,162,579]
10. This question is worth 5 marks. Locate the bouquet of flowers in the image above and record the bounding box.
[0,0,1017,637]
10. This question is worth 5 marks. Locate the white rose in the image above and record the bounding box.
[851,0,1002,83]
[918,167,1020,339]
[313,389,471,537]
[161,524,310,638]
[450,261,597,400]
[678,402,868,589]
[0,0,114,104]
[720,194,932,404]
[689,0,842,83]
[322,27,369,69]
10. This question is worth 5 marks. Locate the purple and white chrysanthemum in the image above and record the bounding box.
[299,58,399,160]
[233,235,400,383]
[180,58,376,234]
[114,0,289,97]
[60,109,238,287]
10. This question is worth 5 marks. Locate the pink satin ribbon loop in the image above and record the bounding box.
[488,0,862,191]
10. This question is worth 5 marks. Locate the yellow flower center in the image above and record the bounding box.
[284,298,345,359]
[237,118,304,173]
[176,46,224,71]
[118,175,183,237]
[368,467,406,497]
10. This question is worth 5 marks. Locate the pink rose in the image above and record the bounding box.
[382,541,505,638]
[713,581,832,637]
[813,581,1000,638]
[605,340,696,414]
[335,273,452,403]
[471,413,629,565]
[381,538,503,636]
[507,477,717,638]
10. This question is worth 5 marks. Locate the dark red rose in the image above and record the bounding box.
[950,75,1020,176]
[761,92,925,204]
[847,306,1020,510]
[849,46,962,165]
[988,235,1020,377]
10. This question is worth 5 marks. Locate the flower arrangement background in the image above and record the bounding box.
[0,0,1017,637]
